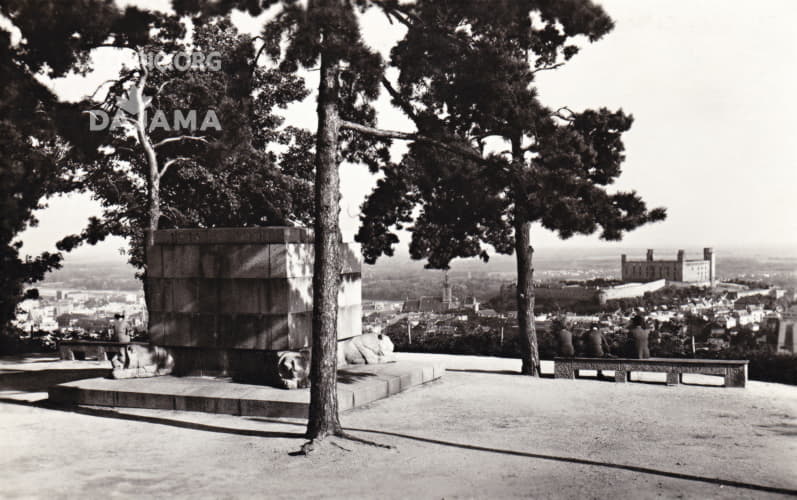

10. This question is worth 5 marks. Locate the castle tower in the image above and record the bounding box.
[704,247,715,284]
[442,271,453,303]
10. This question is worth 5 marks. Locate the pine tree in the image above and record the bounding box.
[176,0,483,445]
[356,1,666,375]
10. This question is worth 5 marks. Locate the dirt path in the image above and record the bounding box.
[1,353,795,499]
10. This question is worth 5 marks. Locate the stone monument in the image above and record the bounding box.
[146,227,362,386]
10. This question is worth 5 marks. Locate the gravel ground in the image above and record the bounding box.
[1,353,795,499]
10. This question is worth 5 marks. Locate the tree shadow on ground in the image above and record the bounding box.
[0,397,305,439]
[0,368,111,392]
[2,396,792,495]
[445,368,554,378]
[445,368,520,376]
[336,371,378,385]
[0,353,59,363]
[247,416,796,496]
[757,423,797,437]
[343,426,797,496]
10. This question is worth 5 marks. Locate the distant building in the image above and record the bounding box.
[476,308,499,318]
[770,288,786,299]
[597,279,667,303]
[621,248,715,284]
[776,305,797,353]
[402,273,459,313]
[463,296,480,312]
[502,278,667,308]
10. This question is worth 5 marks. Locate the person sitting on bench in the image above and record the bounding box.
[586,324,612,357]
[554,317,575,357]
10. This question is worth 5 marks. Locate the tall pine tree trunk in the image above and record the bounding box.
[306,44,343,440]
[514,218,539,375]
[512,137,539,376]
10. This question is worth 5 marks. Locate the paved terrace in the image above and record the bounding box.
[1,353,795,499]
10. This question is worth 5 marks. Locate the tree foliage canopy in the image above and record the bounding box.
[0,0,134,331]
[356,0,666,270]
[54,16,315,270]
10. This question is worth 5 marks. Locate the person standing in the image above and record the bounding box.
[113,313,131,343]
[629,315,651,359]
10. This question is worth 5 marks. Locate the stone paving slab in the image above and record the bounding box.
[48,361,443,419]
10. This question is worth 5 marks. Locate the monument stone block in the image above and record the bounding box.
[147,227,362,383]
[337,304,362,340]
[148,245,164,278]
[288,277,314,313]
[199,245,223,278]
[342,242,363,274]
[270,243,315,278]
[153,230,175,245]
[147,279,172,312]
[162,245,201,278]
[338,275,361,307]
[218,280,261,314]
[268,315,291,351]
[171,279,199,313]
[287,312,312,349]
[169,314,193,347]
[148,313,166,345]
[197,279,220,311]
[191,314,218,348]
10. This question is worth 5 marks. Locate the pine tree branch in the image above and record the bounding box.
[152,135,208,148]
[372,1,416,30]
[382,74,510,159]
[339,120,490,166]
[531,62,565,74]
[374,1,475,51]
[339,119,416,140]
[250,36,269,83]
[381,77,420,123]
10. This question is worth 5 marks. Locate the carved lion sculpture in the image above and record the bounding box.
[111,344,175,379]
[261,334,395,390]
[275,350,310,389]
[337,333,397,366]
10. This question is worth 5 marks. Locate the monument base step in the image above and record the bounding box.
[47,361,443,418]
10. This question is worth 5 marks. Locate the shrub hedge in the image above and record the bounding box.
[393,330,797,385]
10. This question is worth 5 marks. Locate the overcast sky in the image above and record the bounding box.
[17,0,797,263]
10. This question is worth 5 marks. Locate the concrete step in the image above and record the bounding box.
[48,361,444,419]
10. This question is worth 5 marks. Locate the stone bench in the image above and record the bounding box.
[554,357,748,388]
[57,341,148,361]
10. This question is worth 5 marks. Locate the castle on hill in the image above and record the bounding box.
[621,248,715,285]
